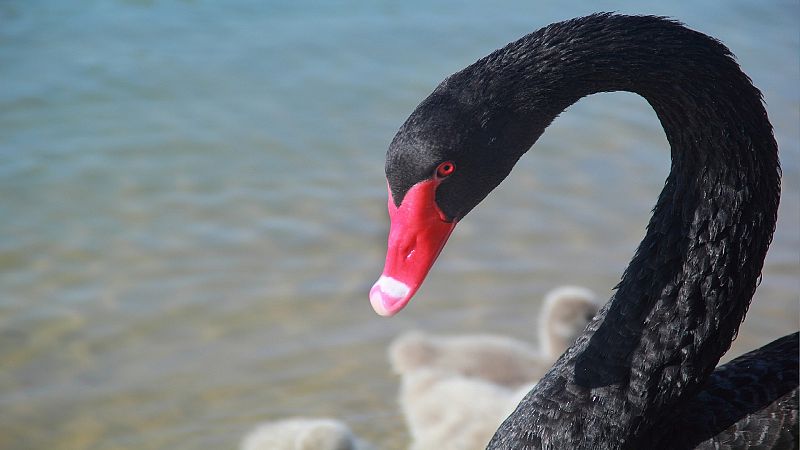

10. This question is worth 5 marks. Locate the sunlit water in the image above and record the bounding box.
[1,1,797,449]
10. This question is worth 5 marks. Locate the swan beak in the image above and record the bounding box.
[370,180,456,316]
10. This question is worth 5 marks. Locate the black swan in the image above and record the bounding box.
[368,14,799,449]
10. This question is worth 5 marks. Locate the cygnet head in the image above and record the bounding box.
[538,286,600,359]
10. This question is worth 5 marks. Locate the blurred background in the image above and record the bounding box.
[0,1,797,449]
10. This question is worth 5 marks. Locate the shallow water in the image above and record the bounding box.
[0,1,798,449]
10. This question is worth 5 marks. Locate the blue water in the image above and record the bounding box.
[1,1,798,449]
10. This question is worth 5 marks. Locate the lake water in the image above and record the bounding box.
[1,1,797,449]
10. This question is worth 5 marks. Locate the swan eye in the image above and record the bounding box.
[436,161,456,178]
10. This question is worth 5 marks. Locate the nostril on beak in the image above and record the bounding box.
[400,242,416,262]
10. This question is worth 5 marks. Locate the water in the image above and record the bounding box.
[1,1,797,449]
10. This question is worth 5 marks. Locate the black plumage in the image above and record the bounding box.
[658,333,798,449]
[383,13,799,449]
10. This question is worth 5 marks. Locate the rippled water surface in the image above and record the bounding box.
[1,1,798,449]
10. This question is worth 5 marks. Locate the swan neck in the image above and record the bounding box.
[485,15,780,447]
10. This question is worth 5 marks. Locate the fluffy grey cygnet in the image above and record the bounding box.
[240,418,372,450]
[389,286,599,388]
[389,286,599,450]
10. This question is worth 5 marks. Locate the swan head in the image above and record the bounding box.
[370,83,537,316]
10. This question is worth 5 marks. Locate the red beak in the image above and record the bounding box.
[370,179,456,316]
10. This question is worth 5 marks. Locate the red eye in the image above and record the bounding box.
[436,161,456,178]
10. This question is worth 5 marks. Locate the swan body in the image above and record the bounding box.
[370,13,799,449]
[240,418,372,450]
